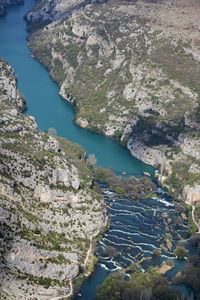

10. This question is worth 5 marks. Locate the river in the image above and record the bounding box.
[0,1,196,299]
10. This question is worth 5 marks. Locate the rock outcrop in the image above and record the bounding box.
[0,57,107,299]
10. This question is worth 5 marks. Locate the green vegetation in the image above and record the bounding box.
[17,273,67,289]
[51,57,65,84]
[164,155,200,203]
[194,205,200,225]
[104,246,117,258]
[152,40,200,99]
[93,166,155,199]
[96,264,183,300]
[172,254,200,297]
[85,255,98,275]
[152,249,162,257]
[173,246,187,260]
[73,275,86,294]
[45,254,71,264]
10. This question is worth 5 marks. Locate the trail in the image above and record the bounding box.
[192,205,200,233]
[84,236,93,269]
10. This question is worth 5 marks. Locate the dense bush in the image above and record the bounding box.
[172,255,200,297]
[173,246,187,260]
[104,246,117,258]
[93,167,155,199]
[152,249,161,257]
[96,266,183,300]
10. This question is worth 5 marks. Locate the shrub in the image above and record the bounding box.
[152,249,161,257]
[104,246,117,258]
[173,246,187,260]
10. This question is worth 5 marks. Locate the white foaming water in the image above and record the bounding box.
[108,229,140,236]
[113,202,145,211]
[134,230,158,239]
[108,207,141,219]
[104,232,158,248]
[156,197,174,207]
[102,237,134,248]
[102,237,155,254]
[103,190,115,195]
[112,221,140,230]
[108,228,157,240]
[111,266,121,272]
[100,263,110,271]
[98,256,111,260]
[161,254,175,259]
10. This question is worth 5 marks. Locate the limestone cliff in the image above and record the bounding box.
[0,57,107,299]
[26,0,200,227]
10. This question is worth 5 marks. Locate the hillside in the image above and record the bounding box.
[0,57,107,299]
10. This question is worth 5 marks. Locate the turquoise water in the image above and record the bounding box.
[0,2,195,299]
[0,0,153,177]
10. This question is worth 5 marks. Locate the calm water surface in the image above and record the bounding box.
[0,2,195,299]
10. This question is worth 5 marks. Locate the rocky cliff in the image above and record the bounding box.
[0,57,107,299]
[26,0,200,228]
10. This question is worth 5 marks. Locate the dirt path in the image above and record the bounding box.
[192,205,200,233]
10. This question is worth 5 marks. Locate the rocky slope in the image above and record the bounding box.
[0,57,107,299]
[26,0,200,228]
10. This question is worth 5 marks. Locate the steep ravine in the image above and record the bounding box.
[0,1,200,298]
[0,57,107,299]
[26,0,200,230]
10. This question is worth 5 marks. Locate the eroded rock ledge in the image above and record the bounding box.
[0,57,107,299]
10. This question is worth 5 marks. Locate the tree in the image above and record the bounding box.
[152,249,161,257]
[173,246,187,260]
[104,246,117,258]
[175,216,183,227]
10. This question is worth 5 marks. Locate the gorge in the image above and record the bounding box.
[0,0,200,299]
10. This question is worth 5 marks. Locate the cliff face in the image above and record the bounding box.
[0,57,107,299]
[25,0,86,24]
[26,0,200,219]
